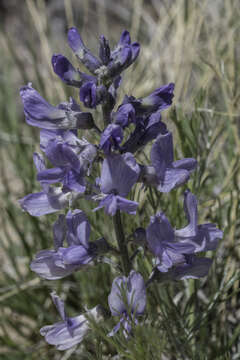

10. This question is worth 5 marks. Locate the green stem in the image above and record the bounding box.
[113,210,131,275]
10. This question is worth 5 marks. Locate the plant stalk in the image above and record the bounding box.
[113,210,131,275]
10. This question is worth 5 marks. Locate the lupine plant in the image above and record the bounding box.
[19,27,223,352]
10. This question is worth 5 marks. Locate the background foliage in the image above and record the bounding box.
[0,0,240,359]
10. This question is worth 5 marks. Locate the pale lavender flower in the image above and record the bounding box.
[175,190,223,251]
[146,212,195,272]
[141,131,197,192]
[30,210,100,279]
[20,84,94,130]
[94,153,140,215]
[108,271,146,337]
[40,292,103,350]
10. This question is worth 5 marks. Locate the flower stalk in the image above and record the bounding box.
[113,210,131,274]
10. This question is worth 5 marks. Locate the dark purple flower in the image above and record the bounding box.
[108,271,146,337]
[79,81,97,108]
[150,254,213,283]
[121,112,167,153]
[79,82,107,108]
[106,30,140,78]
[114,103,136,128]
[94,153,140,215]
[141,131,197,192]
[119,83,174,119]
[99,124,123,154]
[99,35,111,65]
[108,75,122,102]
[40,292,103,350]
[146,212,195,272]
[139,83,175,114]
[175,190,223,251]
[20,85,94,130]
[52,54,83,86]
[68,27,102,73]
[170,255,213,280]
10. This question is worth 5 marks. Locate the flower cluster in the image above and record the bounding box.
[19,28,222,351]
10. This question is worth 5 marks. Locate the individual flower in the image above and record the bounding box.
[93,153,140,216]
[68,27,102,73]
[149,254,213,284]
[99,35,111,65]
[40,292,103,350]
[121,111,167,153]
[19,186,72,217]
[40,130,97,175]
[108,271,146,337]
[106,30,140,78]
[20,84,94,130]
[36,137,86,193]
[141,131,197,192]
[119,83,174,118]
[146,212,195,272]
[30,210,107,279]
[51,54,83,86]
[175,190,223,251]
[139,83,175,114]
[99,124,123,154]
[114,103,136,128]
[79,82,107,108]
[19,153,77,216]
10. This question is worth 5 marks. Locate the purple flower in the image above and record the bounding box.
[30,210,100,279]
[52,54,83,86]
[108,75,122,103]
[139,83,175,114]
[141,131,197,192]
[114,103,136,128]
[94,153,140,215]
[108,271,146,337]
[107,30,140,78]
[40,292,103,350]
[79,82,107,108]
[19,154,76,217]
[121,111,167,153]
[79,81,97,108]
[19,186,72,217]
[68,27,102,73]
[169,255,213,280]
[20,85,94,130]
[150,254,213,283]
[175,190,223,251]
[146,212,195,272]
[40,130,97,175]
[99,35,111,65]
[99,124,123,154]
[37,138,86,193]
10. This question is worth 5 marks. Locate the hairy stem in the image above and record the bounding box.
[113,210,131,275]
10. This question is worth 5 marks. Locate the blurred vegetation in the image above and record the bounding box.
[0,0,240,359]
